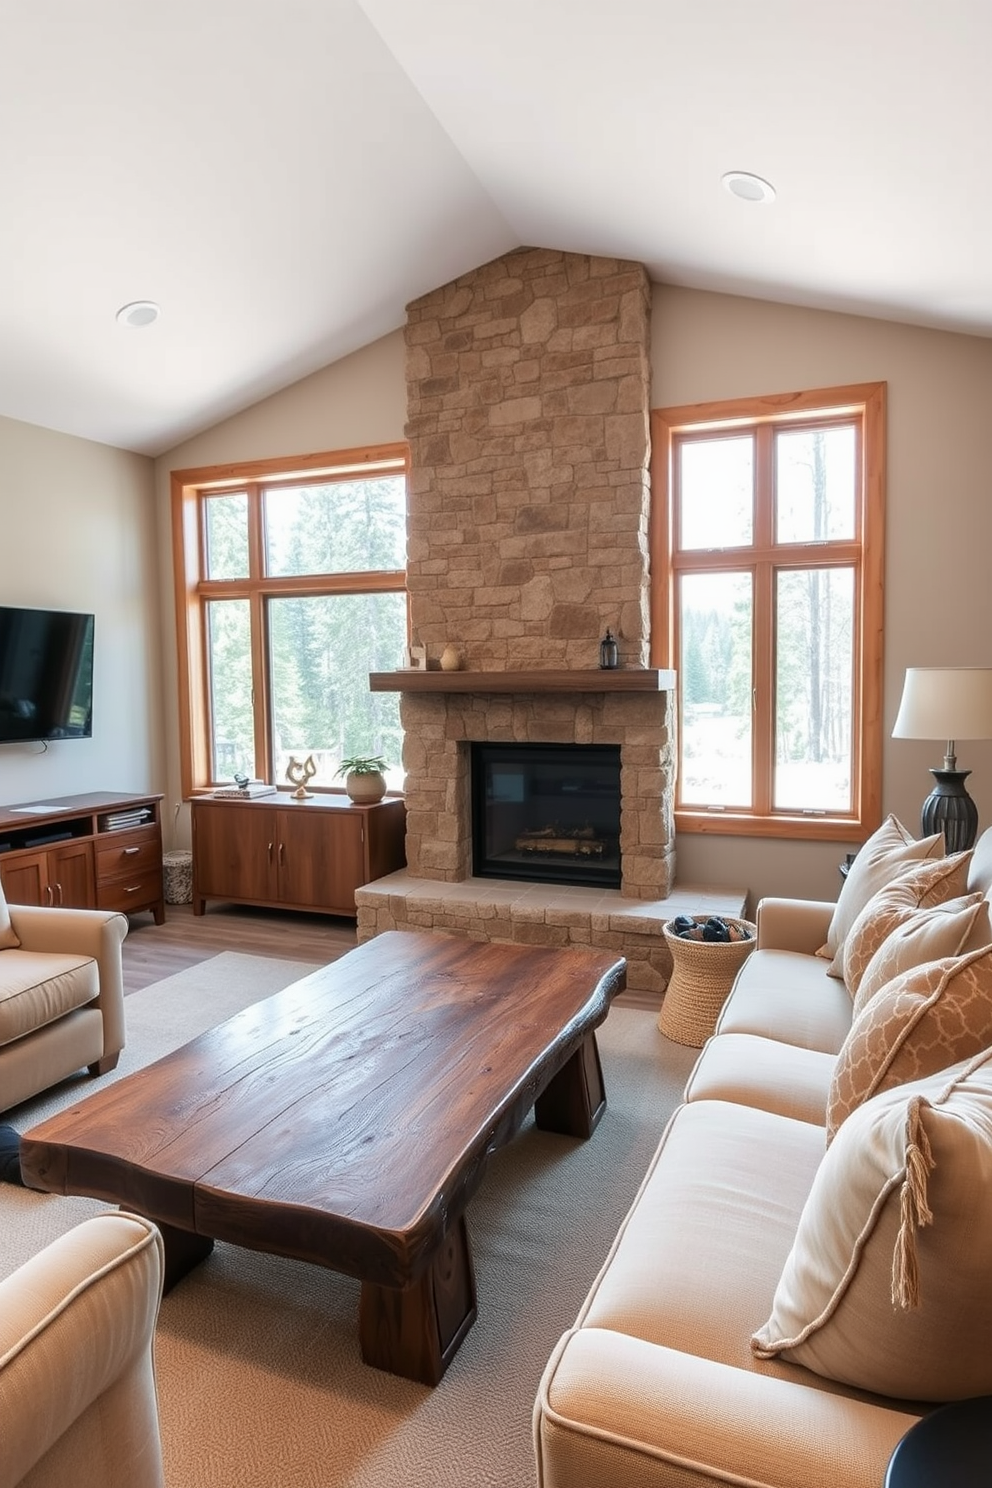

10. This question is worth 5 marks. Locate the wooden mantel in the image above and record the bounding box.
[369,669,677,694]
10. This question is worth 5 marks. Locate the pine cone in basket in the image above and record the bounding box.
[669,915,751,943]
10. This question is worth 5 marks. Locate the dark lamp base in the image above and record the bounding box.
[920,768,979,854]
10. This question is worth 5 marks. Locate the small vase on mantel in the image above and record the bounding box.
[440,644,463,672]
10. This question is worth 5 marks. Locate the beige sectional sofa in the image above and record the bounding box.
[535,817,992,1488]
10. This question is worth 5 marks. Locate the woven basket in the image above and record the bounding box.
[658,916,757,1047]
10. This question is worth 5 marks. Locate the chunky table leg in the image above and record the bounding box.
[358,1215,477,1385]
[534,1031,606,1139]
[148,1218,214,1293]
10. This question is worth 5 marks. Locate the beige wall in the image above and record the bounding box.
[153,289,992,902]
[153,330,407,845]
[0,415,160,806]
[652,287,992,904]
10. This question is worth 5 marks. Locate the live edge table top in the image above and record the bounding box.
[21,930,626,1385]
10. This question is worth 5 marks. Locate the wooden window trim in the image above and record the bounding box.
[649,383,885,843]
[171,443,409,801]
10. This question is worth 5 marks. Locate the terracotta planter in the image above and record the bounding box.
[344,770,386,805]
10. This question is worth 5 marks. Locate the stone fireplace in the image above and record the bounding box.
[355,247,744,998]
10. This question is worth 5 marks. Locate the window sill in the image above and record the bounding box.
[675,810,875,843]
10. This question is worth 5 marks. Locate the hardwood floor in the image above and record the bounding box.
[121,903,358,993]
[122,902,656,1009]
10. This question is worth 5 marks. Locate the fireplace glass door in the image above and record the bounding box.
[471,742,621,889]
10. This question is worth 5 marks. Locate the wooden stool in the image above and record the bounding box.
[658,918,756,1047]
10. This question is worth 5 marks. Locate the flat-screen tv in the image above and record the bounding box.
[0,606,95,743]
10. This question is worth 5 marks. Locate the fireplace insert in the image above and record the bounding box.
[471,742,621,889]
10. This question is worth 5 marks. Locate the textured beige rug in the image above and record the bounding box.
[1,949,697,1488]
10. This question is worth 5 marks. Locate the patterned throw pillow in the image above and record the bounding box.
[753,1048,992,1401]
[817,816,945,975]
[0,875,19,950]
[827,945,992,1141]
[852,894,991,1018]
[840,857,976,996]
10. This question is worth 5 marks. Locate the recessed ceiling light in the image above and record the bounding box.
[116,300,161,328]
[721,171,776,204]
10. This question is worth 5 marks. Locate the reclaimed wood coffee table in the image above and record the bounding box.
[20,929,626,1385]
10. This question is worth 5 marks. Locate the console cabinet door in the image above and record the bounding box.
[276,807,364,913]
[49,841,96,908]
[0,842,94,908]
[0,850,48,906]
[193,804,278,904]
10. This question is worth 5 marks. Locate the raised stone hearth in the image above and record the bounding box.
[355,872,746,1001]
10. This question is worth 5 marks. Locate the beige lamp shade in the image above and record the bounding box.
[892,667,992,744]
[892,666,992,853]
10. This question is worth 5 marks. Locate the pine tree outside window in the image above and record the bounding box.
[649,385,885,841]
[172,445,409,798]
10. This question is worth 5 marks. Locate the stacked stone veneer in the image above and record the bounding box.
[404,247,653,669]
[400,689,674,900]
[354,246,737,999]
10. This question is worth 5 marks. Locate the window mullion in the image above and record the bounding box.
[752,561,774,816]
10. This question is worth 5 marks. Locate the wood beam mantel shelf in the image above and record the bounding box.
[369,669,677,694]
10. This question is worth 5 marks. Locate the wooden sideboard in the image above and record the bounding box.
[0,791,165,923]
[190,793,406,919]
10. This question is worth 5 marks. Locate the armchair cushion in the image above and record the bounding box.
[0,952,98,1048]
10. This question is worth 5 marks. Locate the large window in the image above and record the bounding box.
[650,384,885,841]
[172,444,409,798]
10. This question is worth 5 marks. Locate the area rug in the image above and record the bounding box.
[0,950,697,1488]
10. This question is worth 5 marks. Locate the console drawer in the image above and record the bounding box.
[96,829,160,884]
[96,867,163,913]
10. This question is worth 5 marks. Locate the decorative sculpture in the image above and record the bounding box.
[286,754,317,799]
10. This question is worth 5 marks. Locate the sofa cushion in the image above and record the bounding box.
[0,951,99,1048]
[0,877,19,950]
[852,896,992,1019]
[817,815,945,974]
[753,1049,992,1401]
[685,1032,835,1125]
[840,859,977,997]
[827,947,992,1140]
[579,1099,828,1379]
[716,949,853,1054]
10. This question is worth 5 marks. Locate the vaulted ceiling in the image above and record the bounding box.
[2,1,987,456]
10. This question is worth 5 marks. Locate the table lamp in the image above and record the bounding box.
[892,666,992,852]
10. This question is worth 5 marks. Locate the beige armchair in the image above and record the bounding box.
[0,878,128,1113]
[0,1213,165,1488]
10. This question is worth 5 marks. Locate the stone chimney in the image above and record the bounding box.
[403,247,652,670]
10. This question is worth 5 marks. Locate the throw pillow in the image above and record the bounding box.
[827,944,992,1140]
[852,894,991,1018]
[840,857,976,996]
[817,815,945,974]
[752,1048,992,1400]
[0,876,19,950]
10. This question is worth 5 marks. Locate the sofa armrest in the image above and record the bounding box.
[0,1213,165,1488]
[755,897,835,955]
[535,1328,917,1488]
[7,906,128,1057]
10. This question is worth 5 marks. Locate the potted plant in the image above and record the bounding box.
[335,754,388,805]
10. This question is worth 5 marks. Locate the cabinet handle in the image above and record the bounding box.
[267,841,274,862]
[123,846,140,856]
[278,842,285,866]
[45,885,54,906]
[123,884,142,895]
[56,883,64,906]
